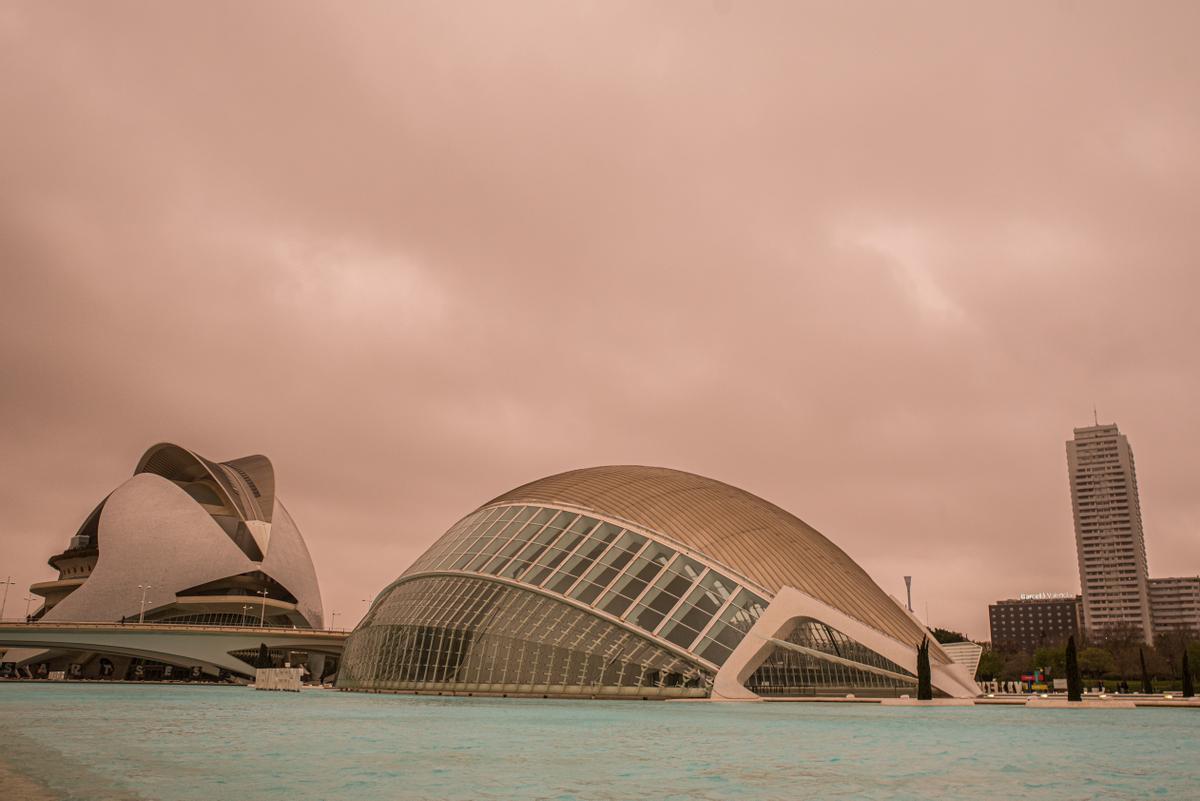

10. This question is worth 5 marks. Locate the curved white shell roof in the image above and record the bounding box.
[44,443,323,628]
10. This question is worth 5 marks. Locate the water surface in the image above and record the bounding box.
[1,684,1193,800]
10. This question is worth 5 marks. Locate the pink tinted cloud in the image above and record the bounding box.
[1,1,1198,638]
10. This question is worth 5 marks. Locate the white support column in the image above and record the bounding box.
[711,585,979,700]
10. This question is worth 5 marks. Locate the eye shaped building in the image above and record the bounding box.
[339,466,978,699]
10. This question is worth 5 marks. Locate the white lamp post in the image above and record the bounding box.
[242,604,255,626]
[23,594,35,622]
[137,584,152,623]
[0,576,15,621]
[330,611,340,630]
[257,589,269,627]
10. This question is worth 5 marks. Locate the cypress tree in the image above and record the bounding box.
[256,642,272,670]
[1139,647,1153,695]
[1065,635,1083,702]
[917,636,933,700]
[1183,650,1194,699]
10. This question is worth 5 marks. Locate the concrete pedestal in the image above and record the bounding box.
[255,667,302,692]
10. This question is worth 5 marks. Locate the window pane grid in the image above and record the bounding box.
[464,508,536,572]
[498,517,571,581]
[339,574,712,696]
[554,525,624,598]
[399,503,774,670]
[745,619,915,697]
[449,508,521,570]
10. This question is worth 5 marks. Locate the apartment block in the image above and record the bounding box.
[1066,423,1154,644]
[1149,576,1200,636]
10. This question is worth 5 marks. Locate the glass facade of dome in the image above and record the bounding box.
[340,466,980,700]
[339,502,772,696]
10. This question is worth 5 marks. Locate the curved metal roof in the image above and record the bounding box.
[485,465,929,649]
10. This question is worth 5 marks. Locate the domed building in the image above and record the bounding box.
[339,466,977,699]
[19,443,324,677]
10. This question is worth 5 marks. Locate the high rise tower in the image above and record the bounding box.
[1066,423,1153,644]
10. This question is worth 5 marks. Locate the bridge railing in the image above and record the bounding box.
[0,619,349,636]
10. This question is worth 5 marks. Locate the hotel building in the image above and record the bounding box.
[988,595,1083,653]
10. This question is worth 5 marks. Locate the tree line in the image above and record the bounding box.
[930,626,1200,689]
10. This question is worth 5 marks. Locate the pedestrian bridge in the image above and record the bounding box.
[0,621,348,677]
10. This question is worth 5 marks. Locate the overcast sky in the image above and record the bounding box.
[2,1,1198,639]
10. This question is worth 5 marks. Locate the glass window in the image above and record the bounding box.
[525,506,560,529]
[628,556,703,633]
[523,543,576,587]
[417,508,490,572]
[450,506,519,570]
[426,510,492,570]
[565,515,601,537]
[598,543,675,617]
[481,508,558,575]
[498,511,573,581]
[743,618,914,696]
[546,523,621,595]
[658,571,734,649]
[524,516,593,587]
[464,507,536,572]
[336,573,712,696]
[546,511,578,531]
[568,531,647,606]
[695,589,767,665]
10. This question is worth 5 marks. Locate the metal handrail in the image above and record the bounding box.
[0,620,348,636]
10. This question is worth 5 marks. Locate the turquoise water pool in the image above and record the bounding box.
[1,684,1195,800]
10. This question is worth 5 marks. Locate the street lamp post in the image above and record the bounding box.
[257,589,269,627]
[23,594,36,622]
[241,604,255,626]
[137,584,152,624]
[0,576,15,621]
[330,611,340,630]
